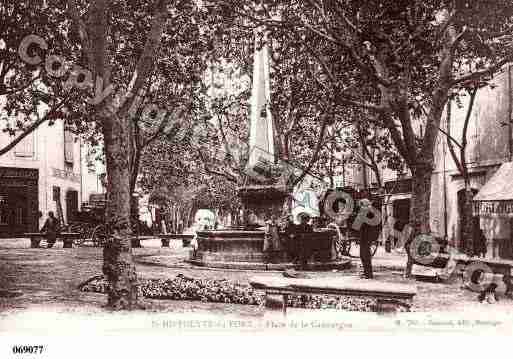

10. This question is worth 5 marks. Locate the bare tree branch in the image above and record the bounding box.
[0,73,41,96]
[357,124,382,187]
[437,125,462,149]
[446,98,464,174]
[117,0,170,115]
[335,93,385,112]
[459,87,478,179]
[196,149,239,184]
[67,0,95,68]
[293,107,330,186]
[0,96,69,157]
[452,58,511,86]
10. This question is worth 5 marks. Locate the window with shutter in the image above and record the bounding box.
[53,186,60,201]
[14,132,34,157]
[467,111,480,164]
[64,129,74,164]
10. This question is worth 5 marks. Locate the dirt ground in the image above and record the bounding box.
[1,237,512,332]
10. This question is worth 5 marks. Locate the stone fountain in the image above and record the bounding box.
[188,181,348,270]
[188,30,350,270]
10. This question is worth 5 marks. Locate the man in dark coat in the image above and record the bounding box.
[295,213,314,269]
[358,199,380,279]
[41,211,60,248]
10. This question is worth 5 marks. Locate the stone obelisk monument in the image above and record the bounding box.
[247,28,274,170]
[239,28,289,228]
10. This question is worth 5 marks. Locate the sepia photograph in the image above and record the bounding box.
[1,0,513,356]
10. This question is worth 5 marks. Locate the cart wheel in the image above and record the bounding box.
[370,240,378,256]
[92,225,107,247]
[69,224,86,246]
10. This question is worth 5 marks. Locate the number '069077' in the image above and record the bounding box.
[12,345,44,354]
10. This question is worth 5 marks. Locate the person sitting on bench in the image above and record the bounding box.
[40,211,60,248]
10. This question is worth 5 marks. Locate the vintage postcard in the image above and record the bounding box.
[2,1,513,357]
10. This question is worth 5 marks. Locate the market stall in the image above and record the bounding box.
[473,162,513,259]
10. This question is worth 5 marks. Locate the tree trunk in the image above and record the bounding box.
[187,205,195,228]
[461,184,475,255]
[405,164,432,277]
[231,209,239,227]
[171,205,176,233]
[129,121,142,247]
[130,195,141,247]
[102,113,140,309]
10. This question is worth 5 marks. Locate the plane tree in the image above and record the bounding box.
[217,0,513,275]
[62,0,216,309]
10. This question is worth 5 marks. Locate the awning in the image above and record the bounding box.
[473,162,513,217]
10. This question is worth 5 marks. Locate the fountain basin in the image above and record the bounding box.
[188,229,351,271]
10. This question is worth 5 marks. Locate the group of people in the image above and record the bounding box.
[280,212,315,268]
[259,197,380,276]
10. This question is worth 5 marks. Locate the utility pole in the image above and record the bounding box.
[508,65,513,260]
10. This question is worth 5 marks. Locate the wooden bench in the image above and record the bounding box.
[158,234,194,248]
[249,276,417,315]
[25,232,81,248]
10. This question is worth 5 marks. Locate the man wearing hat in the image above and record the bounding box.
[295,212,314,269]
[358,198,379,279]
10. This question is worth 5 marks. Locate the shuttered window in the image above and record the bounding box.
[14,132,34,157]
[64,129,74,164]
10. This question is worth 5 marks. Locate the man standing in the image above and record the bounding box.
[40,211,60,248]
[358,199,379,279]
[295,213,314,269]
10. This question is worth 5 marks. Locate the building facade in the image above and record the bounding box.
[429,65,513,255]
[0,120,104,236]
[329,65,513,258]
[368,65,513,257]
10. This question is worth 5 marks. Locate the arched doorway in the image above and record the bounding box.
[393,199,410,232]
[457,188,479,252]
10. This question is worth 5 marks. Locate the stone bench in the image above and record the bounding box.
[25,232,81,248]
[433,254,513,295]
[131,235,157,248]
[158,234,194,247]
[249,276,417,315]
